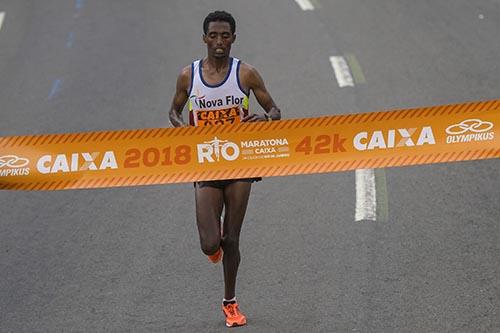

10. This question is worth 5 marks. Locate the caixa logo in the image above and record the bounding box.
[36,151,118,174]
[353,127,435,151]
[0,155,31,177]
[197,137,240,163]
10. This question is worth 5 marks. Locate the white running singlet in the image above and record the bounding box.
[188,57,249,127]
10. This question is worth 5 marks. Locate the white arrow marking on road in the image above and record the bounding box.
[294,0,314,11]
[329,56,355,87]
[0,12,5,32]
[355,169,376,221]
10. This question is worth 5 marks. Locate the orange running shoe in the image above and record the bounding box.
[222,302,247,327]
[207,247,223,263]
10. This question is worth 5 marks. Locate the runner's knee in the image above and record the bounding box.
[200,237,221,255]
[222,235,239,251]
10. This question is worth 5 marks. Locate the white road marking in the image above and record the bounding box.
[0,12,5,32]
[344,53,366,84]
[355,169,376,221]
[478,14,484,19]
[374,168,389,222]
[294,0,314,11]
[329,56,355,87]
[309,0,322,9]
[329,55,376,221]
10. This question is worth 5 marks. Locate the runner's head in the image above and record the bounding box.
[203,11,236,59]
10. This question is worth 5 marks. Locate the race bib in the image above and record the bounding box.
[196,107,242,126]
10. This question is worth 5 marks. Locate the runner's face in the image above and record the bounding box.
[203,21,235,59]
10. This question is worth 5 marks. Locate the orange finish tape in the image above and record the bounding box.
[1,100,499,191]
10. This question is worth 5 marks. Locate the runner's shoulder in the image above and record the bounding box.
[177,65,192,90]
[238,61,258,77]
[238,62,263,86]
[179,64,192,79]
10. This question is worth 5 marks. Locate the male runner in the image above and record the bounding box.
[169,11,281,328]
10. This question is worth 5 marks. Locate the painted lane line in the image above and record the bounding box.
[309,0,322,9]
[329,55,376,221]
[294,0,314,11]
[329,56,355,87]
[355,169,376,221]
[0,12,5,32]
[374,168,389,222]
[344,53,366,84]
[48,79,63,100]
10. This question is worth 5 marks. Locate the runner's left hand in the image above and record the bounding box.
[242,113,267,122]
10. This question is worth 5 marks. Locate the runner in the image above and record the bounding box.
[169,10,281,328]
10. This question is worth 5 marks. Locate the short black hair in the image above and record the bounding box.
[203,11,236,35]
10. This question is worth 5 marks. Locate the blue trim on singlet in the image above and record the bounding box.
[198,57,234,88]
[187,61,195,96]
[236,60,250,96]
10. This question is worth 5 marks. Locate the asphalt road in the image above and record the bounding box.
[1,1,499,332]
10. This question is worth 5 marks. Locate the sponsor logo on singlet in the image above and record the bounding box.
[190,94,245,109]
[196,107,242,126]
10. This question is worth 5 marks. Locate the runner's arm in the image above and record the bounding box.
[240,65,281,122]
[168,66,191,127]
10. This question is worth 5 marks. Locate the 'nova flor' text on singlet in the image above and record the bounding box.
[188,57,249,127]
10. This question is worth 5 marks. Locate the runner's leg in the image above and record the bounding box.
[221,181,252,299]
[195,184,224,255]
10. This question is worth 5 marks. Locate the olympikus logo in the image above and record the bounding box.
[0,155,31,177]
[197,137,240,163]
[445,118,494,144]
[0,155,29,168]
[353,127,435,151]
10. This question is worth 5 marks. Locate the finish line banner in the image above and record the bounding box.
[1,100,499,191]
